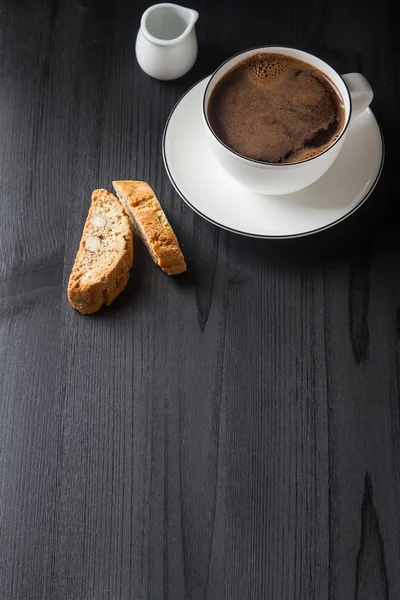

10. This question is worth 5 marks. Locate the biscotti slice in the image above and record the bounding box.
[68,189,134,314]
[112,180,186,275]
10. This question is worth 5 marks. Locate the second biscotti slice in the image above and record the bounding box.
[112,180,186,275]
[68,189,134,314]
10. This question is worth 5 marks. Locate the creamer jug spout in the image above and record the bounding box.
[158,4,199,40]
[179,6,199,33]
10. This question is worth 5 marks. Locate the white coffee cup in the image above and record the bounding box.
[202,46,373,195]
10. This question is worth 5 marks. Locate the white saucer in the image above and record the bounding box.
[163,77,384,238]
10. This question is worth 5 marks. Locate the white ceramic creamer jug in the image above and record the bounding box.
[136,3,199,80]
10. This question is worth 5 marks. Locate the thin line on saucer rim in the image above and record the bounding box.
[162,77,385,239]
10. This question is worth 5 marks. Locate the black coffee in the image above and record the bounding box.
[207,52,345,164]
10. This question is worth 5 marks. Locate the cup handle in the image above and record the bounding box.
[341,73,373,121]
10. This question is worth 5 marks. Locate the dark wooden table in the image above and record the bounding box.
[1,0,399,598]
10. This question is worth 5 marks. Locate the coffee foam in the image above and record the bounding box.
[292,131,342,162]
[246,55,294,86]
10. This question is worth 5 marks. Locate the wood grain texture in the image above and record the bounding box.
[0,0,399,598]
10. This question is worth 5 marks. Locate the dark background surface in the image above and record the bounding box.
[0,0,399,598]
